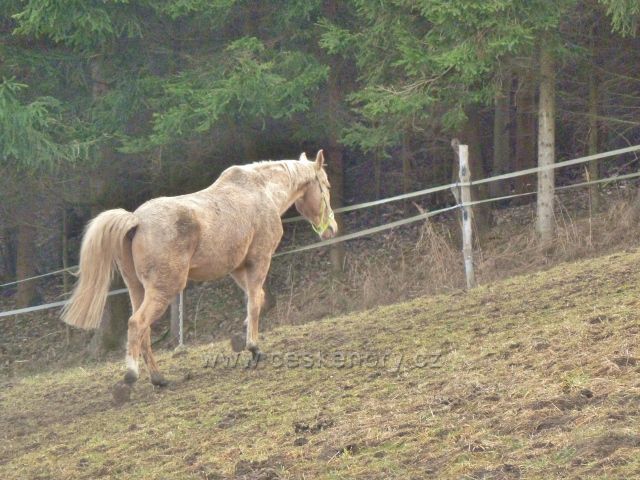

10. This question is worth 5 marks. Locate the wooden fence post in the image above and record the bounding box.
[458,144,477,289]
[179,290,184,346]
[170,291,184,347]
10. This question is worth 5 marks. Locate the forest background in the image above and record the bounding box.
[2,0,640,356]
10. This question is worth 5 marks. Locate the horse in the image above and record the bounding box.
[62,150,337,386]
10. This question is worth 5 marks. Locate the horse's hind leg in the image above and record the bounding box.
[141,328,167,386]
[243,259,271,361]
[231,267,248,326]
[122,275,165,386]
[229,268,249,352]
[124,291,172,385]
[120,255,145,384]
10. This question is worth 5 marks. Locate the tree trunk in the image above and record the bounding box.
[324,0,346,274]
[374,148,382,221]
[87,56,131,356]
[588,52,600,211]
[401,133,412,213]
[461,106,492,233]
[88,277,129,357]
[326,145,345,273]
[536,47,556,244]
[515,66,537,195]
[242,130,259,162]
[62,206,71,344]
[2,226,17,282]
[491,67,512,198]
[15,220,39,307]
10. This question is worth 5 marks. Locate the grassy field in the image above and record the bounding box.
[2,248,640,479]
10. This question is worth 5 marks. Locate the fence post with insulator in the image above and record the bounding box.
[458,144,477,289]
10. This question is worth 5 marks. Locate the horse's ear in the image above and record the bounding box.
[299,152,308,161]
[314,149,325,170]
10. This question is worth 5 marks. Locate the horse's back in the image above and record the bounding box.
[134,196,201,241]
[216,165,262,188]
[130,188,269,283]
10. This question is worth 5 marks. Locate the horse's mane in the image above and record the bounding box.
[248,159,316,188]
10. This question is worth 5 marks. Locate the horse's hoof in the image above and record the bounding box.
[230,333,246,353]
[150,373,169,388]
[123,369,138,385]
[246,345,266,368]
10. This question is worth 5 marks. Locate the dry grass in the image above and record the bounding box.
[269,189,640,332]
[268,216,467,329]
[2,247,640,479]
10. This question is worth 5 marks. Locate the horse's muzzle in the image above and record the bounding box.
[321,220,338,240]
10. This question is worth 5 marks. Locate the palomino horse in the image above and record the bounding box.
[62,150,337,386]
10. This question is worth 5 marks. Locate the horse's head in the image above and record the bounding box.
[295,150,338,240]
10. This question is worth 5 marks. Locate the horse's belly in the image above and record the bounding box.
[187,266,227,282]
[187,232,251,281]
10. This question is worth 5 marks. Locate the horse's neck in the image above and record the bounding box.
[264,160,314,215]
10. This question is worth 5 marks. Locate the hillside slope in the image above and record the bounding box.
[2,249,640,479]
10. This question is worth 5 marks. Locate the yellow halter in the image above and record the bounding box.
[311,172,334,236]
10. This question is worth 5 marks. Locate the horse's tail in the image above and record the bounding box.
[62,209,139,330]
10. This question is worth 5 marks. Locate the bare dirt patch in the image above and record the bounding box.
[571,434,640,466]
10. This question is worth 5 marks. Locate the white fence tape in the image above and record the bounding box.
[469,144,640,188]
[282,144,640,223]
[282,182,457,223]
[2,144,640,319]
[0,267,76,289]
[275,205,460,256]
[0,289,128,319]
[458,170,640,209]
